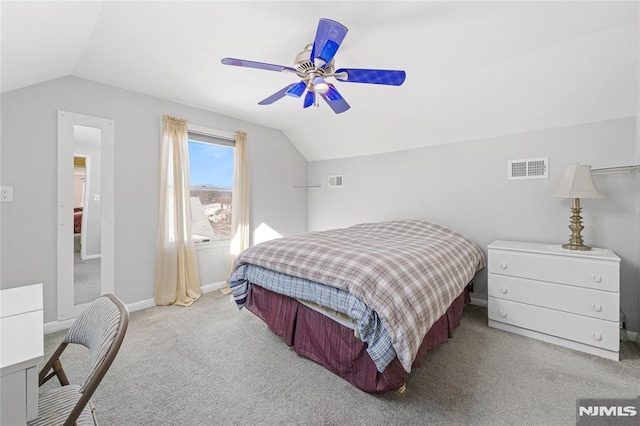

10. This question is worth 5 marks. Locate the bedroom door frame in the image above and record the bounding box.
[57,110,115,321]
[74,152,91,261]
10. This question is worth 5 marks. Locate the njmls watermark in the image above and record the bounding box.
[577,397,640,425]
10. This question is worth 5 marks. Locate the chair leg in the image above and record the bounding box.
[39,342,69,386]
[53,359,70,386]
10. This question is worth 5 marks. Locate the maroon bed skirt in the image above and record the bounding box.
[245,284,471,393]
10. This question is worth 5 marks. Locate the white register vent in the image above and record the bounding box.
[507,157,548,180]
[328,175,343,188]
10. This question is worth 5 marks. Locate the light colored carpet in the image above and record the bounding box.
[43,291,640,425]
[73,234,101,305]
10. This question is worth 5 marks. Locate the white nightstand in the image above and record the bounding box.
[487,240,621,361]
[0,283,44,424]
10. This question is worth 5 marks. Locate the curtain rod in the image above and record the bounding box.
[591,165,640,175]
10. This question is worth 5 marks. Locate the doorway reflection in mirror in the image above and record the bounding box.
[73,125,102,305]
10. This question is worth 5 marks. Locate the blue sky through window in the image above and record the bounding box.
[188,140,234,188]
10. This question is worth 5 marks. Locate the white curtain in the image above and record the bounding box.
[229,131,249,267]
[154,115,201,306]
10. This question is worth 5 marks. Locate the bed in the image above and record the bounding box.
[228,220,485,393]
[73,207,83,234]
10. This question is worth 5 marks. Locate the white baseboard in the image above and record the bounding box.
[81,254,101,261]
[469,293,487,308]
[626,330,639,346]
[126,298,157,313]
[44,281,228,334]
[201,281,227,293]
[44,318,76,334]
[45,298,155,334]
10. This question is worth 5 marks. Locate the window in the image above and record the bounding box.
[187,130,234,242]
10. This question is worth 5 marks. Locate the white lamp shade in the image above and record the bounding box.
[552,164,604,199]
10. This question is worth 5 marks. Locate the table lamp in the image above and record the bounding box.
[552,164,603,251]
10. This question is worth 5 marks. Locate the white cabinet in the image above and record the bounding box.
[487,241,620,361]
[0,283,44,425]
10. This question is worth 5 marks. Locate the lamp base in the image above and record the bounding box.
[563,198,592,251]
[562,243,592,251]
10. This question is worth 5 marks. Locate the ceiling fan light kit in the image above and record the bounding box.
[221,18,406,114]
[312,77,330,94]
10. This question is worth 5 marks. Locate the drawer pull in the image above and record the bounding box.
[591,303,602,312]
[591,331,603,341]
[591,274,602,283]
[500,287,508,294]
[499,310,508,318]
[499,262,508,270]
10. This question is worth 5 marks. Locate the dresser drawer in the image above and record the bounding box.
[488,274,619,321]
[488,250,619,291]
[488,298,619,352]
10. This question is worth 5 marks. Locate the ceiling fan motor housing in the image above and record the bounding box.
[294,45,334,80]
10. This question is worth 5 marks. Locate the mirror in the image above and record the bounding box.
[58,111,115,321]
[73,127,102,305]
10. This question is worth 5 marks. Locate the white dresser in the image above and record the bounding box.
[487,240,620,361]
[0,283,44,425]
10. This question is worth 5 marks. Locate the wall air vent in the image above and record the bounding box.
[328,175,343,188]
[507,157,548,180]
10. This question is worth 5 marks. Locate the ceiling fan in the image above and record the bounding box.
[221,18,406,114]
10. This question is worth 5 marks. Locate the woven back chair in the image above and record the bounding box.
[28,294,129,426]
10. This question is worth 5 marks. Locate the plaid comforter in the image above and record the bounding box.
[230,220,485,372]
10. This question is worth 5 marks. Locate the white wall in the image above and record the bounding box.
[196,242,231,288]
[636,51,640,339]
[636,7,640,341]
[0,76,307,323]
[73,139,101,258]
[308,117,639,333]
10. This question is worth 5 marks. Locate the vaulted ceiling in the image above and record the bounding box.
[1,1,638,161]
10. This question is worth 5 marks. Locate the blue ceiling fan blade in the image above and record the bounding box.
[324,84,343,101]
[303,91,316,108]
[320,86,350,114]
[285,81,306,98]
[317,40,340,66]
[310,19,348,62]
[221,58,297,73]
[334,68,406,86]
[258,84,297,105]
